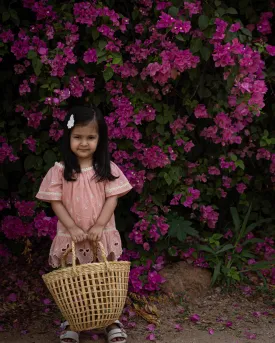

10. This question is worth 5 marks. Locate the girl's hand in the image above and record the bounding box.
[67,224,87,243]
[88,224,104,242]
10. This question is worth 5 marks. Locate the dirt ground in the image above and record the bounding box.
[1,288,274,343]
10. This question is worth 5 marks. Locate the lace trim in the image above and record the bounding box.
[105,182,131,194]
[38,191,62,196]
[57,227,117,237]
[55,162,93,172]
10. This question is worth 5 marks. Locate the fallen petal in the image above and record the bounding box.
[146,333,156,341]
[189,314,200,322]
[174,324,183,331]
[208,328,214,335]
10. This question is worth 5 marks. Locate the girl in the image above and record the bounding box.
[36,105,132,343]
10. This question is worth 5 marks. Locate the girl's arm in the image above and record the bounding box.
[88,196,118,241]
[51,201,87,243]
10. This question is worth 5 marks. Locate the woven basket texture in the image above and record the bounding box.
[42,241,130,331]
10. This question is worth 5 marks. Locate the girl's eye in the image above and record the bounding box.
[88,137,95,140]
[73,136,80,139]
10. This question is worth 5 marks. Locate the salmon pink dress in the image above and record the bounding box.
[36,161,132,267]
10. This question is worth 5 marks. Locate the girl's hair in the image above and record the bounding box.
[61,105,118,182]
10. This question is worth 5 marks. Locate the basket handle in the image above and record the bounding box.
[61,241,110,272]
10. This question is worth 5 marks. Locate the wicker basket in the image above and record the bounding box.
[42,241,130,332]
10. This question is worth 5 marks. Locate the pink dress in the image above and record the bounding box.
[36,161,133,268]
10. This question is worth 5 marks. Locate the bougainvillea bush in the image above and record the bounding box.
[1,0,275,321]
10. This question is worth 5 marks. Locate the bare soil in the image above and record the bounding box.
[1,288,274,343]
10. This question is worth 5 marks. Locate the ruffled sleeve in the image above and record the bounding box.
[36,162,63,202]
[105,162,133,198]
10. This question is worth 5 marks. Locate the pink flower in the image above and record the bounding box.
[230,22,241,32]
[266,45,275,56]
[208,328,214,335]
[7,293,17,302]
[236,183,247,194]
[245,332,257,339]
[194,104,209,118]
[189,314,200,322]
[174,324,183,331]
[226,321,233,327]
[83,48,97,63]
[24,136,36,152]
[147,324,156,332]
[146,333,156,341]
[43,298,51,305]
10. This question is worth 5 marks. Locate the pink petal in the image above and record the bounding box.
[189,314,200,322]
[7,293,17,302]
[252,311,261,318]
[127,322,136,328]
[208,328,214,335]
[43,298,51,305]
[174,324,183,331]
[91,334,99,340]
[147,324,156,331]
[226,321,233,327]
[245,332,257,339]
[146,333,156,341]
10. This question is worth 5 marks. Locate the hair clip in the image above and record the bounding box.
[67,114,74,129]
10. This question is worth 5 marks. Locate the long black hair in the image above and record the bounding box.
[61,105,118,182]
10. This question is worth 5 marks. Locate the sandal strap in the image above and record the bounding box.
[108,328,127,339]
[60,330,79,343]
[60,321,69,330]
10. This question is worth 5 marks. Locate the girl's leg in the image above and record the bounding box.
[105,253,127,342]
[105,321,127,343]
[60,321,79,343]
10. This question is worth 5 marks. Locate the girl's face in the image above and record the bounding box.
[70,121,99,163]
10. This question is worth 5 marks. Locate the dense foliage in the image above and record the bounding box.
[0,0,275,306]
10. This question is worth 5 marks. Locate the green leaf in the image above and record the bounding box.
[230,154,237,162]
[98,40,107,50]
[200,46,211,61]
[247,260,275,271]
[164,173,172,185]
[190,38,202,53]
[216,244,234,254]
[43,150,56,166]
[198,87,211,98]
[211,260,222,285]
[198,245,215,254]
[230,207,240,232]
[245,218,272,235]
[226,7,238,14]
[112,54,123,65]
[242,238,263,247]
[24,155,37,171]
[168,6,179,17]
[240,203,252,238]
[91,27,100,41]
[103,67,114,82]
[241,28,252,37]
[27,50,37,59]
[32,57,42,76]
[0,175,8,189]
[235,160,245,170]
[198,15,209,30]
[2,12,10,22]
[176,34,185,42]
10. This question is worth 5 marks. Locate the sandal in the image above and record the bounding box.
[60,321,79,343]
[105,320,127,343]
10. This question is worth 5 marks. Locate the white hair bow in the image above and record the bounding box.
[67,114,74,129]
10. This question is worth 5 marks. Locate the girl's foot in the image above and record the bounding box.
[105,321,127,343]
[60,321,79,343]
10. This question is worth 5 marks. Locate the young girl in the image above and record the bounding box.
[36,105,132,343]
